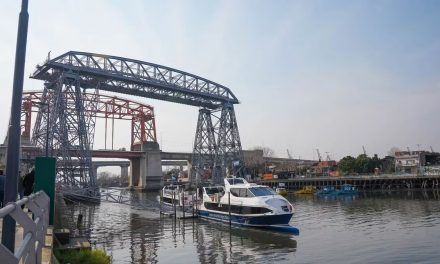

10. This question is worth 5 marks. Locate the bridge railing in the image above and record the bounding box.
[0,191,50,264]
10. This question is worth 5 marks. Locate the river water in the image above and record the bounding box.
[63,190,440,263]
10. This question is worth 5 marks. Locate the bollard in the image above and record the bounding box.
[228,192,231,226]
[182,191,185,219]
[173,191,176,220]
[195,189,198,215]
[160,189,163,215]
[192,192,195,218]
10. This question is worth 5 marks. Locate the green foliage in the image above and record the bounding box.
[338,154,383,175]
[338,156,356,174]
[54,249,111,264]
[355,154,374,174]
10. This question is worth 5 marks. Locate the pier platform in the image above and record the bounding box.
[259,174,440,191]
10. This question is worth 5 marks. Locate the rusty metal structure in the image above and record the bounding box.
[21,91,156,150]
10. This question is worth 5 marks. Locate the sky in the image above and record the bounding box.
[1,0,439,162]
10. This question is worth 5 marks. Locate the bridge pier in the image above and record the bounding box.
[121,165,129,179]
[130,142,163,191]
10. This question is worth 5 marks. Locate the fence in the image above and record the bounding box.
[0,191,50,264]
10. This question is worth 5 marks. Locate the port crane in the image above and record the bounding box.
[362,145,367,155]
[287,149,293,159]
[316,149,322,162]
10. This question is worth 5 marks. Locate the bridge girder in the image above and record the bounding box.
[31,51,239,109]
[22,90,157,150]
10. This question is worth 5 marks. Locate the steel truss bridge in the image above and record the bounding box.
[25,51,244,198]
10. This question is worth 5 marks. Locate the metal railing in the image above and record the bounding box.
[0,191,50,264]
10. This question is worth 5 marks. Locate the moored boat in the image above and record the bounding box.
[197,177,297,231]
[275,187,288,197]
[316,184,358,196]
[294,185,316,195]
[335,184,357,195]
[161,184,194,207]
[315,186,337,196]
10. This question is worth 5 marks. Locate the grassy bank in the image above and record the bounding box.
[54,249,111,264]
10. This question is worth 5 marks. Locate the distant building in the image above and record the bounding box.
[395,151,440,175]
[312,160,338,176]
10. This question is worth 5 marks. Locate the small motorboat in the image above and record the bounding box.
[294,185,316,195]
[335,184,358,195]
[275,187,288,197]
[315,186,337,196]
[160,184,194,207]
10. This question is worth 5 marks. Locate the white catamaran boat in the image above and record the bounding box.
[197,177,296,228]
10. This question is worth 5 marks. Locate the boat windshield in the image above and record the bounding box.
[205,187,224,195]
[227,178,245,185]
[249,187,276,196]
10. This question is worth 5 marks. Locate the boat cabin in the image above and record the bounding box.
[202,178,276,199]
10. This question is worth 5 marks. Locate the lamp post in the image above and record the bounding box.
[2,0,29,251]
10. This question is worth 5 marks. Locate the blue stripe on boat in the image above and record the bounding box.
[198,210,293,226]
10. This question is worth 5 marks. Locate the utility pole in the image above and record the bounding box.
[2,0,29,251]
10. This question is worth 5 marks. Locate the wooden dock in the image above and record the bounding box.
[259,174,440,190]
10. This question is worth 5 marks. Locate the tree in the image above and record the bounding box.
[338,156,356,174]
[355,154,376,174]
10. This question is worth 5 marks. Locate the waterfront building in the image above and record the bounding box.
[395,150,440,175]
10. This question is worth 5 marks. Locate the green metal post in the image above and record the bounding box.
[34,157,56,225]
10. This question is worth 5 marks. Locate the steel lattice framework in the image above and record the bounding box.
[29,51,243,193]
[190,104,244,185]
[32,51,239,109]
[22,89,156,197]
[191,108,217,183]
[213,104,244,184]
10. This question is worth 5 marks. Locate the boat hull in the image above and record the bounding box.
[198,210,293,226]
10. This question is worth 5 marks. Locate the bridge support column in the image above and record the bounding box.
[121,166,129,179]
[130,142,163,191]
[93,166,98,181]
[129,158,142,188]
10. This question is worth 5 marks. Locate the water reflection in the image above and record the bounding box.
[195,222,297,263]
[58,189,440,264]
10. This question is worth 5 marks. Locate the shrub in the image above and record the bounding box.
[54,249,111,264]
